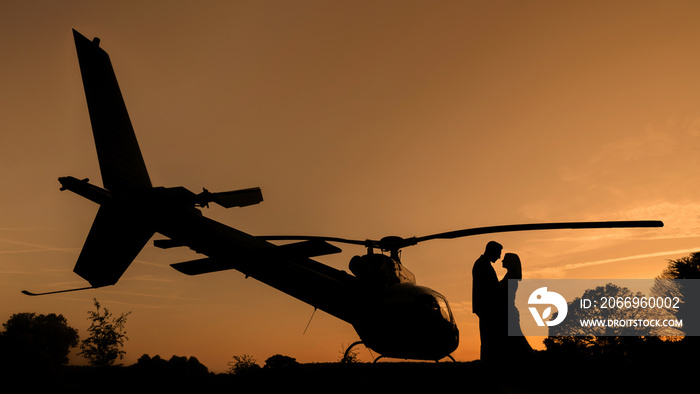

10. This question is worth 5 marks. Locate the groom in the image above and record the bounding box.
[472,240,503,363]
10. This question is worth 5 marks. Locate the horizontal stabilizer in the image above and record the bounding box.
[274,239,342,258]
[171,258,230,276]
[170,239,341,276]
[73,206,154,287]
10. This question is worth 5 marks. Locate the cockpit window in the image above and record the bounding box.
[418,293,453,322]
[396,264,416,284]
[435,295,452,322]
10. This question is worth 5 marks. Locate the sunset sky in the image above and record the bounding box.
[3,1,700,372]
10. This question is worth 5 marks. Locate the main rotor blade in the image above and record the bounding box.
[414,220,664,244]
[259,220,663,252]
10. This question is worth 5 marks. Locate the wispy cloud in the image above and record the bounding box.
[447,300,472,316]
[124,274,174,283]
[559,115,700,187]
[100,289,204,302]
[521,119,700,226]
[559,129,677,184]
[529,247,700,277]
[132,259,165,268]
[0,249,74,254]
[0,238,163,269]
[0,238,79,254]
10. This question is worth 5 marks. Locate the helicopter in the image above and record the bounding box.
[22,30,664,363]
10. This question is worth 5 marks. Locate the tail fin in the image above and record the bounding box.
[73,29,151,193]
[70,30,155,287]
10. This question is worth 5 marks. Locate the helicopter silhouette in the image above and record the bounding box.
[22,30,664,363]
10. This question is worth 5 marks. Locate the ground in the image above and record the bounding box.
[7,354,688,393]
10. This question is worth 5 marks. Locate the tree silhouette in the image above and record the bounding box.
[652,252,700,336]
[657,252,700,280]
[0,312,78,368]
[544,283,679,363]
[264,354,299,369]
[227,354,260,375]
[549,283,665,337]
[135,354,209,377]
[78,298,131,366]
[650,251,700,348]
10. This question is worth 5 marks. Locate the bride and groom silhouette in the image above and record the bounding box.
[472,241,533,363]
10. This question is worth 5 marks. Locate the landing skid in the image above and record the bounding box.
[374,354,456,363]
[342,341,456,363]
[341,340,366,363]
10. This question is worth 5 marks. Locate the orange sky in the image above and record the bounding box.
[3,1,700,372]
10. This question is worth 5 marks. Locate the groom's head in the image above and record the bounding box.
[484,241,503,263]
